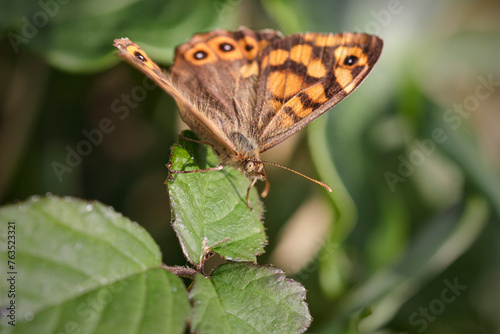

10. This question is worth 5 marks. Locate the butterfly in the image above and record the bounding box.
[114,27,383,209]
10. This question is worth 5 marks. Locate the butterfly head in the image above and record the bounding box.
[242,157,270,203]
[243,159,265,180]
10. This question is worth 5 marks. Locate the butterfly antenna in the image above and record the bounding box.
[262,161,332,192]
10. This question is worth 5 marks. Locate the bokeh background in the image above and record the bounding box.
[1,0,500,333]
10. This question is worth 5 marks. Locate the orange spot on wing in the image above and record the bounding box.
[284,72,303,98]
[269,49,289,66]
[267,70,287,99]
[290,44,312,66]
[313,34,338,47]
[306,58,327,78]
[238,36,259,60]
[304,33,315,42]
[269,98,283,112]
[287,98,313,118]
[261,55,269,68]
[334,67,354,92]
[304,83,329,103]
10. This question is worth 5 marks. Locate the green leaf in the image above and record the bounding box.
[167,131,266,265]
[189,263,312,334]
[319,194,489,333]
[0,196,190,333]
[0,0,232,72]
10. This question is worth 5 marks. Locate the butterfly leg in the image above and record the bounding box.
[245,169,268,211]
[246,178,258,211]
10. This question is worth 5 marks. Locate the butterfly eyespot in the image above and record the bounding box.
[193,50,208,60]
[245,44,254,51]
[343,55,358,66]
[219,42,235,52]
[134,51,146,62]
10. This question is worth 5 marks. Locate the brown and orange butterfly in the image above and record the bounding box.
[114,27,383,208]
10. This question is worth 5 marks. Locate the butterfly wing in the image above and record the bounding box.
[253,32,383,152]
[115,30,383,160]
[113,37,240,155]
[169,27,281,155]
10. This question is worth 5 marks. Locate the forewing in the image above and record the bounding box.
[254,32,383,152]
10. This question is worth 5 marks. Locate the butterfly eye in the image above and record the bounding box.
[219,42,235,52]
[193,50,208,60]
[134,51,146,62]
[343,55,359,66]
[245,161,255,171]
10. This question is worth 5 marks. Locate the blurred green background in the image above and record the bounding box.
[1,0,499,333]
